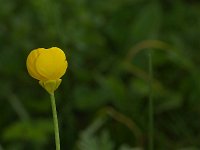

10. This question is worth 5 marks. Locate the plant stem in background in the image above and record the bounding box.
[148,50,154,150]
[50,93,60,150]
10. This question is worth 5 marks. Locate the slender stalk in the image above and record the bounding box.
[50,93,60,150]
[148,50,154,150]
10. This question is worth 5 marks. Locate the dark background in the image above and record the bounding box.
[0,0,200,149]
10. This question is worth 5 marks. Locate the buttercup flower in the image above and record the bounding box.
[26,47,68,94]
[26,47,67,150]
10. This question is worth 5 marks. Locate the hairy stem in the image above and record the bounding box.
[50,93,60,150]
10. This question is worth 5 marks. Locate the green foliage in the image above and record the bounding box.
[3,119,53,143]
[0,0,200,149]
[78,117,115,150]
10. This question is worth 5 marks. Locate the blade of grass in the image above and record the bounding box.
[0,144,4,150]
[148,49,154,150]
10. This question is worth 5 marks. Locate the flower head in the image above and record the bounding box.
[26,47,68,94]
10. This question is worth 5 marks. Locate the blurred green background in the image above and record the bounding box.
[0,0,200,149]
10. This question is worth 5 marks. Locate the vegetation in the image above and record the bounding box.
[0,0,200,149]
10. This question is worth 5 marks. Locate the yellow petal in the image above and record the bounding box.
[35,47,67,80]
[26,48,47,80]
[49,47,68,79]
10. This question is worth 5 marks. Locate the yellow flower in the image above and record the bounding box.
[26,47,68,94]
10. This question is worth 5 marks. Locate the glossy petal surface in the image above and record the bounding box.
[26,47,67,81]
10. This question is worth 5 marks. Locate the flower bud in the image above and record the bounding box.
[26,47,68,93]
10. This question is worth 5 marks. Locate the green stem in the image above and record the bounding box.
[148,50,154,150]
[50,93,60,150]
